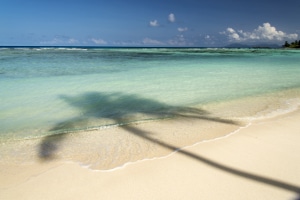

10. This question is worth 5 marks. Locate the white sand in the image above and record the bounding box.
[1,110,300,200]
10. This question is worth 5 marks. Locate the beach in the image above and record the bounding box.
[1,107,300,200]
[1,47,300,199]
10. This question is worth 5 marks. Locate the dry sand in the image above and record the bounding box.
[1,110,300,200]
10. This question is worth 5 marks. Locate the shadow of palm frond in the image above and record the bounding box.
[39,92,238,160]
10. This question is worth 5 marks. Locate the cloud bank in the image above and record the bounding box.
[91,38,107,45]
[142,37,164,45]
[40,35,79,45]
[222,23,298,42]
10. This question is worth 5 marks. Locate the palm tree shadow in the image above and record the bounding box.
[38,92,300,196]
[39,92,237,160]
[39,92,237,161]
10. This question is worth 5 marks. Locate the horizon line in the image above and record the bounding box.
[0,45,282,49]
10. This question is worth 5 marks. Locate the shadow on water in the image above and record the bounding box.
[39,92,300,195]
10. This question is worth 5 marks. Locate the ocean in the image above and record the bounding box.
[1,47,300,169]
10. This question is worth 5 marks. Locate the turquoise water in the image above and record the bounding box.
[1,47,300,140]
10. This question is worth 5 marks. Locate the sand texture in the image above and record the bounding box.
[1,111,300,200]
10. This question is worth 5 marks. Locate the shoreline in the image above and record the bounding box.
[1,106,300,199]
[1,88,300,170]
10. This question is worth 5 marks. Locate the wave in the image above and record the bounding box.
[0,47,89,51]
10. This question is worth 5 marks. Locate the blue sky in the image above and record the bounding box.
[1,0,300,47]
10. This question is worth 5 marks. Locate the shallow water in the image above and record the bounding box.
[1,47,300,140]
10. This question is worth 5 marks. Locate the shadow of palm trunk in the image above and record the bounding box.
[122,125,300,194]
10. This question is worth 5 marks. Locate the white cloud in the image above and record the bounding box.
[205,35,210,39]
[168,13,175,23]
[40,38,61,45]
[252,23,297,40]
[222,23,298,42]
[178,27,188,32]
[149,20,159,27]
[226,28,236,34]
[142,37,164,45]
[91,38,107,45]
[225,27,241,41]
[68,38,78,44]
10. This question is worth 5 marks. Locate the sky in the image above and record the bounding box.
[1,0,300,47]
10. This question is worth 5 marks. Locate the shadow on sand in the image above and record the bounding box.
[39,92,300,195]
